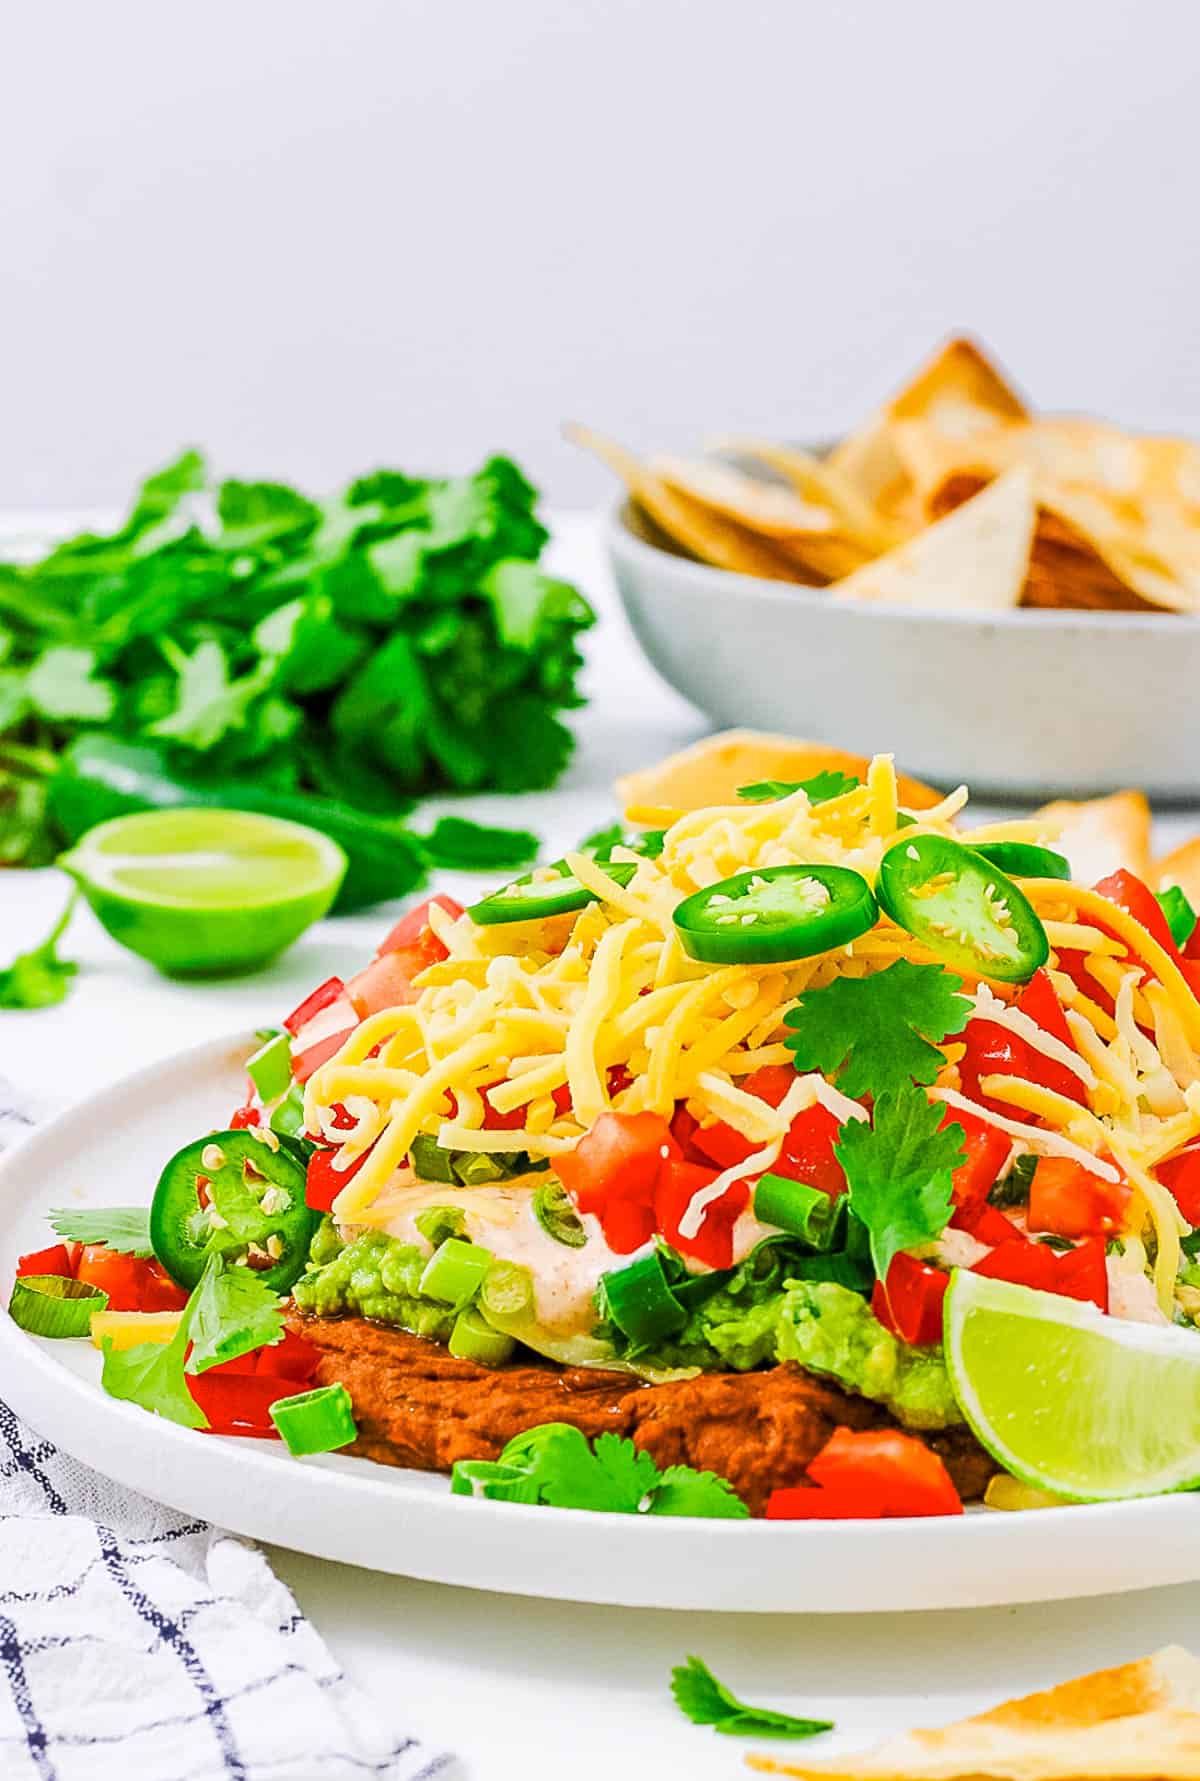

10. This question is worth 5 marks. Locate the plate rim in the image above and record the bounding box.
[2,1029,1198,1613]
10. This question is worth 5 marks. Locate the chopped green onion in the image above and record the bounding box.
[532,1181,586,1248]
[9,1274,108,1337]
[600,1251,687,1346]
[450,1458,540,1501]
[480,1258,535,1320]
[414,1204,466,1247]
[269,1081,307,1138]
[454,1151,510,1187]
[753,1175,842,1248]
[1158,884,1198,950]
[246,1031,293,1104]
[269,1383,358,1456]
[419,1237,493,1306]
[410,1133,459,1184]
[448,1308,517,1366]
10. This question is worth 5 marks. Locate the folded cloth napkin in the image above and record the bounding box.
[0,1078,453,1781]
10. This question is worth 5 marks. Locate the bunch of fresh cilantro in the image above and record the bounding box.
[0,450,594,866]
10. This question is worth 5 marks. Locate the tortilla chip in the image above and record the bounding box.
[828,336,1028,505]
[919,421,1200,612]
[713,439,905,553]
[615,730,940,827]
[1034,789,1152,883]
[649,456,838,539]
[566,425,809,582]
[1154,837,1200,907]
[749,1646,1200,1779]
[827,468,1035,611]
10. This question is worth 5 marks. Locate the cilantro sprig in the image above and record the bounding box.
[834,1085,965,1283]
[48,1207,153,1256]
[0,892,77,1010]
[784,959,971,1101]
[451,1422,749,1518]
[100,1255,285,1425]
[737,770,859,805]
[670,1656,833,1739]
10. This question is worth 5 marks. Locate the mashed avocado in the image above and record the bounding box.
[776,1280,961,1429]
[292,1223,455,1343]
[294,1222,961,1429]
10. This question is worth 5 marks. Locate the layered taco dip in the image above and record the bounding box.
[17,749,1200,1519]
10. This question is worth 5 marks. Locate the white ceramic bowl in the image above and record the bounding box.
[605,501,1200,800]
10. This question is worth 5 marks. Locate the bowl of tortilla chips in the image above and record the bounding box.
[573,339,1200,798]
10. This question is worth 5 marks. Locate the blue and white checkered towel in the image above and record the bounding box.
[0,1082,453,1781]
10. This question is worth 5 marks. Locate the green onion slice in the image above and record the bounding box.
[753,1174,843,1249]
[269,1383,358,1456]
[246,1031,293,1104]
[418,1237,493,1307]
[600,1251,688,1347]
[9,1274,108,1338]
[532,1181,587,1248]
[448,1308,517,1367]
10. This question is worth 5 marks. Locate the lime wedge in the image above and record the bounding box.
[60,809,346,976]
[945,1270,1200,1501]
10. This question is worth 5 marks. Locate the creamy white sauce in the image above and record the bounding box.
[363,1174,632,1334]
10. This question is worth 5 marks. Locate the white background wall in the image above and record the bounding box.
[3,0,1198,511]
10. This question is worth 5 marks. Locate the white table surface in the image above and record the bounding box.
[3,514,1200,1776]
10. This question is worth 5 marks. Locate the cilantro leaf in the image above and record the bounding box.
[785,959,971,1100]
[48,1207,153,1256]
[649,1467,750,1519]
[450,1423,751,1517]
[737,771,859,805]
[185,1256,284,1374]
[418,814,539,871]
[0,892,77,1010]
[26,647,116,723]
[151,640,275,751]
[670,1657,833,1739]
[100,1311,205,1430]
[834,1084,964,1283]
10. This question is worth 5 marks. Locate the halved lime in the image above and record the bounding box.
[944,1270,1200,1502]
[60,809,346,977]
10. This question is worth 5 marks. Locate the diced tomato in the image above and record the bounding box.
[347,949,426,1018]
[598,1198,657,1253]
[376,895,463,960]
[306,1146,370,1214]
[670,1104,701,1155]
[806,1427,964,1517]
[765,1485,884,1520]
[771,1102,846,1197]
[952,1199,1021,1247]
[1028,1156,1131,1238]
[254,1328,321,1382]
[1159,1146,1200,1224]
[655,1157,750,1269]
[947,1108,1011,1211]
[690,1118,756,1170]
[1094,870,1183,963]
[229,1103,261,1130]
[871,1254,948,1346]
[16,1243,75,1280]
[973,1232,1108,1310]
[187,1370,292,1437]
[739,1065,796,1108]
[283,976,348,1037]
[959,971,1086,1116]
[552,1083,574,1117]
[75,1246,189,1313]
[292,1027,358,1085]
[556,1112,678,1215]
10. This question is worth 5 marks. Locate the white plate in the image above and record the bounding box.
[2,1033,1197,1613]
